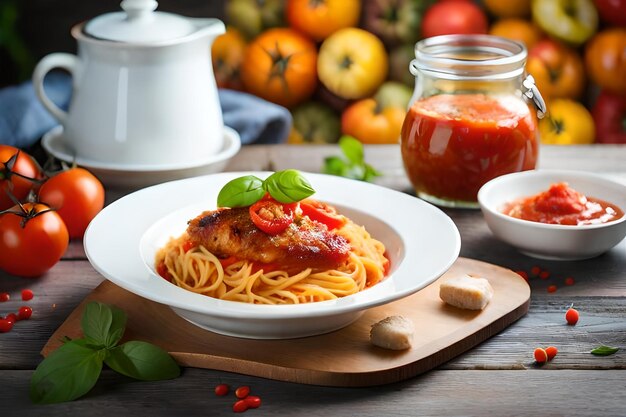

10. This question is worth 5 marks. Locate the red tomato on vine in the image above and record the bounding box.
[38,167,105,239]
[0,202,69,277]
[0,145,42,210]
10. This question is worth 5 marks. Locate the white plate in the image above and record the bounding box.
[41,125,241,190]
[84,172,461,339]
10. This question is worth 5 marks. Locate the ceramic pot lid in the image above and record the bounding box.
[84,0,196,42]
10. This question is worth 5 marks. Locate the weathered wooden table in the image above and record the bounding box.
[2,144,625,416]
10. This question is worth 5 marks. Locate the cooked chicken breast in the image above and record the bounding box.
[186,207,350,271]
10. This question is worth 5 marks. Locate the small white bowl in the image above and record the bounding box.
[478,170,626,260]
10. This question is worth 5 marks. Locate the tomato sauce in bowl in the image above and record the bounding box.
[501,182,624,226]
[401,94,538,207]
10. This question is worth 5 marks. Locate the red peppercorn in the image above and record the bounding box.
[0,319,13,333]
[564,277,575,286]
[214,383,230,396]
[530,266,541,276]
[5,313,17,324]
[516,270,529,281]
[17,306,32,320]
[245,396,262,409]
[21,289,34,301]
[565,308,579,325]
[534,347,548,363]
[547,285,558,293]
[235,386,250,399]
[539,270,550,280]
[233,400,248,413]
[545,346,558,360]
[0,292,9,302]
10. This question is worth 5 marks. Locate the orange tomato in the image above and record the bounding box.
[241,28,318,108]
[526,39,585,100]
[286,0,361,42]
[341,99,405,144]
[483,0,531,18]
[211,27,247,90]
[489,18,544,50]
[584,28,626,95]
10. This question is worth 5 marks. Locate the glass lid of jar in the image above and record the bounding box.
[84,0,196,43]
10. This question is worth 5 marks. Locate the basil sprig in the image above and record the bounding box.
[30,302,180,404]
[590,345,619,356]
[323,135,381,182]
[217,169,315,208]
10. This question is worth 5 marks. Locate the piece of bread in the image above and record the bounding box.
[439,273,494,310]
[370,315,414,350]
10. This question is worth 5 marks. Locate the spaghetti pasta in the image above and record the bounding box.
[155,206,388,305]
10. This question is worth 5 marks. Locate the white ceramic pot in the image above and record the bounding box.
[32,0,225,167]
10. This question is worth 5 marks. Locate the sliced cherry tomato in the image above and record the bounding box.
[299,199,346,230]
[156,261,172,282]
[249,199,294,235]
[219,256,239,269]
[0,202,69,277]
[38,167,105,239]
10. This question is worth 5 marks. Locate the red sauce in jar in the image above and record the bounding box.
[401,94,538,203]
[502,182,624,225]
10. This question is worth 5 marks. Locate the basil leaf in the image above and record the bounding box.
[590,345,619,356]
[105,341,180,381]
[263,169,315,203]
[30,339,104,404]
[81,301,127,349]
[322,136,381,183]
[339,135,363,165]
[323,156,346,177]
[217,175,265,207]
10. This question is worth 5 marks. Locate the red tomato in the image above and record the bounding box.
[0,145,41,210]
[593,0,626,26]
[299,199,346,230]
[0,203,69,277]
[249,199,294,235]
[38,167,105,239]
[592,90,626,144]
[421,0,488,38]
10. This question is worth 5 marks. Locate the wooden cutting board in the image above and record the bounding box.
[42,257,530,387]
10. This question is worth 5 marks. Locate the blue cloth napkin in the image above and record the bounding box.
[0,72,291,147]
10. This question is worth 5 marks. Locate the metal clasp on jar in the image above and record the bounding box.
[522,74,547,119]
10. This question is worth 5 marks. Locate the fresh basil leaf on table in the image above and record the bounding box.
[590,345,619,356]
[105,340,181,381]
[30,302,180,404]
[323,135,381,182]
[30,339,105,404]
[81,301,127,348]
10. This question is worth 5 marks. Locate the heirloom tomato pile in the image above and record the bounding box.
[0,145,104,277]
[214,0,626,145]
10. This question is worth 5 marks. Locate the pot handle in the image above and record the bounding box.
[32,53,79,124]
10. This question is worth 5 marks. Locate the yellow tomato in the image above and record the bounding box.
[317,28,388,100]
[483,0,531,18]
[341,98,405,144]
[539,99,595,145]
[489,18,544,49]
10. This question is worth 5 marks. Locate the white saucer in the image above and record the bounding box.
[41,125,241,189]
